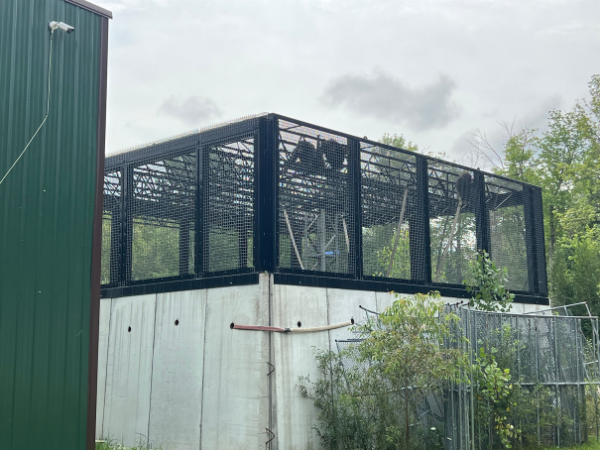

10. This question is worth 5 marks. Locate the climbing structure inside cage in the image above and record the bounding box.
[101,113,547,303]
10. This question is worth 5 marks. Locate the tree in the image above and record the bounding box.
[354,293,468,450]
[475,74,600,313]
[464,250,514,313]
[299,292,468,450]
[380,133,419,152]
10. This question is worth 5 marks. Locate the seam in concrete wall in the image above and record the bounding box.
[325,288,331,354]
[268,274,275,450]
[198,290,208,450]
[100,298,113,437]
[147,294,158,446]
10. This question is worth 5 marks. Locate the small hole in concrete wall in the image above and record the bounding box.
[297,321,302,328]
[230,322,235,329]
[175,320,179,326]
[128,326,131,332]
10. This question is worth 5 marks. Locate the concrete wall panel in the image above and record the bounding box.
[200,279,270,450]
[376,291,396,313]
[102,294,157,445]
[272,284,329,450]
[96,298,112,438]
[326,288,376,351]
[149,290,207,449]
[95,279,544,450]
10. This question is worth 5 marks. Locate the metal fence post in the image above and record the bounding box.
[120,163,133,285]
[349,137,363,280]
[194,142,203,277]
[474,171,490,254]
[410,156,431,283]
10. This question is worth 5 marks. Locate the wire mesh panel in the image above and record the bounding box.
[129,150,196,281]
[360,142,419,280]
[204,134,255,273]
[101,170,121,285]
[428,162,478,284]
[485,175,529,292]
[100,114,549,301]
[277,119,354,275]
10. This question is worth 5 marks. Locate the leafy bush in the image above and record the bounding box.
[300,292,468,450]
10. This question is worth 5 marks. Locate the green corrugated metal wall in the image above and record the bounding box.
[0,1,103,448]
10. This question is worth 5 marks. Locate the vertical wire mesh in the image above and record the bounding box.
[128,150,196,281]
[485,175,529,291]
[101,170,121,285]
[204,134,255,273]
[277,119,354,275]
[360,142,419,280]
[428,162,478,284]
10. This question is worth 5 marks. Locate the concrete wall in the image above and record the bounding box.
[96,277,545,449]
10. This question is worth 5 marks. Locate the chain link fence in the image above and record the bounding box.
[336,303,600,449]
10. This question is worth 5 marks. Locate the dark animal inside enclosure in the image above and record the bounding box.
[285,138,324,174]
[320,138,347,172]
[455,171,476,205]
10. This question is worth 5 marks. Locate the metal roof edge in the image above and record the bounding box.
[64,0,113,19]
[106,112,268,161]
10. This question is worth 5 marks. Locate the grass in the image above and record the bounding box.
[95,439,159,450]
[95,436,600,450]
[551,439,600,450]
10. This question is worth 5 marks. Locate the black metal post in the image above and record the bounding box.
[475,171,490,254]
[202,145,210,273]
[120,164,133,285]
[349,137,363,279]
[195,143,203,277]
[109,195,120,286]
[410,156,431,283]
[179,220,191,276]
[255,117,276,272]
[524,186,539,295]
[531,187,548,296]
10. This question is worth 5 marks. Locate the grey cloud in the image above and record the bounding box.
[321,69,459,130]
[158,95,222,126]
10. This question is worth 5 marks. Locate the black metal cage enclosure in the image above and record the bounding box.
[101,114,548,304]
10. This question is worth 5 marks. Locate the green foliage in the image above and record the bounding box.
[100,214,252,284]
[488,74,600,313]
[95,438,160,450]
[464,250,514,312]
[300,292,468,450]
[380,133,419,152]
[552,227,600,306]
[355,292,469,388]
[362,222,411,279]
[495,128,541,185]
[475,346,519,448]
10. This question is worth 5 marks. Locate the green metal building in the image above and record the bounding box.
[0,0,110,448]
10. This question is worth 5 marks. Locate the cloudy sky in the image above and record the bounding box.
[95,0,600,165]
